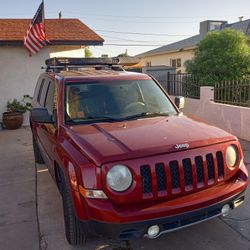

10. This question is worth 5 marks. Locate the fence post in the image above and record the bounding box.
[200,86,214,103]
[167,72,170,93]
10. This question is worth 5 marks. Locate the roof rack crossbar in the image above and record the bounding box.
[44,64,124,72]
[45,57,120,68]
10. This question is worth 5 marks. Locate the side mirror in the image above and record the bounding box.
[30,108,53,123]
[175,96,185,109]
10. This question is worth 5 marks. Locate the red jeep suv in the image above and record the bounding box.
[30,58,248,245]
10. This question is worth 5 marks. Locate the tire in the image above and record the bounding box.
[61,173,86,245]
[32,136,44,164]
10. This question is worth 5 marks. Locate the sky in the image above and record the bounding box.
[1,0,250,57]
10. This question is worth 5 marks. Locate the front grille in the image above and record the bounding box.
[216,151,224,177]
[183,159,193,186]
[140,151,224,195]
[169,161,180,189]
[195,156,204,183]
[155,163,166,191]
[140,165,152,193]
[206,154,214,180]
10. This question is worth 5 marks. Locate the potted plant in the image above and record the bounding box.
[2,95,32,130]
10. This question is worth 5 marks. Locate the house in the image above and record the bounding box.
[137,19,250,73]
[0,18,103,125]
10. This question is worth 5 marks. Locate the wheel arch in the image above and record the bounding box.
[54,160,88,221]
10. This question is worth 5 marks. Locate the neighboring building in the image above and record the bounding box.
[137,19,250,73]
[0,18,103,125]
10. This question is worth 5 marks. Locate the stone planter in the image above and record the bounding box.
[2,112,23,130]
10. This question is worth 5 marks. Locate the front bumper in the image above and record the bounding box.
[82,190,246,240]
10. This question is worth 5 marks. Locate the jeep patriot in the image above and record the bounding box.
[30,57,248,245]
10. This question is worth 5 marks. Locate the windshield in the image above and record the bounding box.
[65,79,177,124]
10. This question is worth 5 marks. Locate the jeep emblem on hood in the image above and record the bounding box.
[175,143,190,149]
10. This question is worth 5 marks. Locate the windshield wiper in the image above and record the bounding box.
[67,112,169,124]
[123,112,170,121]
[84,115,120,122]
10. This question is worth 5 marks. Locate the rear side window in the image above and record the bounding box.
[45,82,56,113]
[45,80,58,123]
[33,78,45,102]
[37,79,45,104]
[38,80,50,106]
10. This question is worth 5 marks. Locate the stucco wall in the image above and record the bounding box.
[171,87,250,141]
[0,45,85,126]
[139,49,194,73]
[0,46,51,126]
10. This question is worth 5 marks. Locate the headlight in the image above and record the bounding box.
[226,145,238,168]
[106,165,132,192]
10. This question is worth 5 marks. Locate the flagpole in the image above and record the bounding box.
[42,0,45,29]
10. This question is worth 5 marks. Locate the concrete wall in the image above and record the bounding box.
[0,45,86,126]
[138,49,194,73]
[171,87,250,141]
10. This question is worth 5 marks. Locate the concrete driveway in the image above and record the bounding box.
[0,128,249,250]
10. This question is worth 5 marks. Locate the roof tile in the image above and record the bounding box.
[0,18,104,45]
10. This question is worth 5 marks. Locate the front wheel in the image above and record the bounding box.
[61,175,87,245]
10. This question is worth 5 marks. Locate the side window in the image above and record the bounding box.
[39,80,50,106]
[37,79,45,103]
[45,81,57,120]
[33,78,43,101]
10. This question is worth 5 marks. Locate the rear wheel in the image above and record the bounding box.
[60,172,87,245]
[32,136,44,164]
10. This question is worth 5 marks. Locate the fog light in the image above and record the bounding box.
[221,204,230,216]
[233,196,245,208]
[147,225,160,238]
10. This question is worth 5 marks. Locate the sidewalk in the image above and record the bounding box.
[0,128,249,250]
[0,128,39,250]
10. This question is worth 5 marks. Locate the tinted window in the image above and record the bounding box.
[37,79,45,103]
[45,82,55,113]
[34,78,43,101]
[45,81,57,123]
[39,80,50,106]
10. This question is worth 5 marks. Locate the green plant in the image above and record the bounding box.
[6,95,32,113]
[185,29,250,85]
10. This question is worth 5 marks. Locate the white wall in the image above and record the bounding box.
[50,46,86,58]
[0,45,86,126]
[0,46,50,126]
[171,87,250,141]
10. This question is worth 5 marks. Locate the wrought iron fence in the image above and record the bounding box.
[214,79,250,107]
[166,73,201,99]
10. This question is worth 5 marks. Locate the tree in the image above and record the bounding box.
[84,47,93,58]
[185,29,250,85]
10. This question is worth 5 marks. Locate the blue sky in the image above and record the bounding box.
[1,0,250,56]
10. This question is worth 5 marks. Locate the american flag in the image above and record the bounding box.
[24,1,49,55]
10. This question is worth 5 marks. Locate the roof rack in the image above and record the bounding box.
[45,57,121,72]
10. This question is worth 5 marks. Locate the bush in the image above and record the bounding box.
[185,29,250,85]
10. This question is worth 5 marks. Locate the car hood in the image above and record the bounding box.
[65,115,236,166]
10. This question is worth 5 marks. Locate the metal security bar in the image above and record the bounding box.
[214,79,250,107]
[166,73,200,99]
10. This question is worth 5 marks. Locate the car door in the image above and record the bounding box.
[38,77,58,174]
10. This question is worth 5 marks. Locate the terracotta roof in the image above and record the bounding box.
[0,18,104,46]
